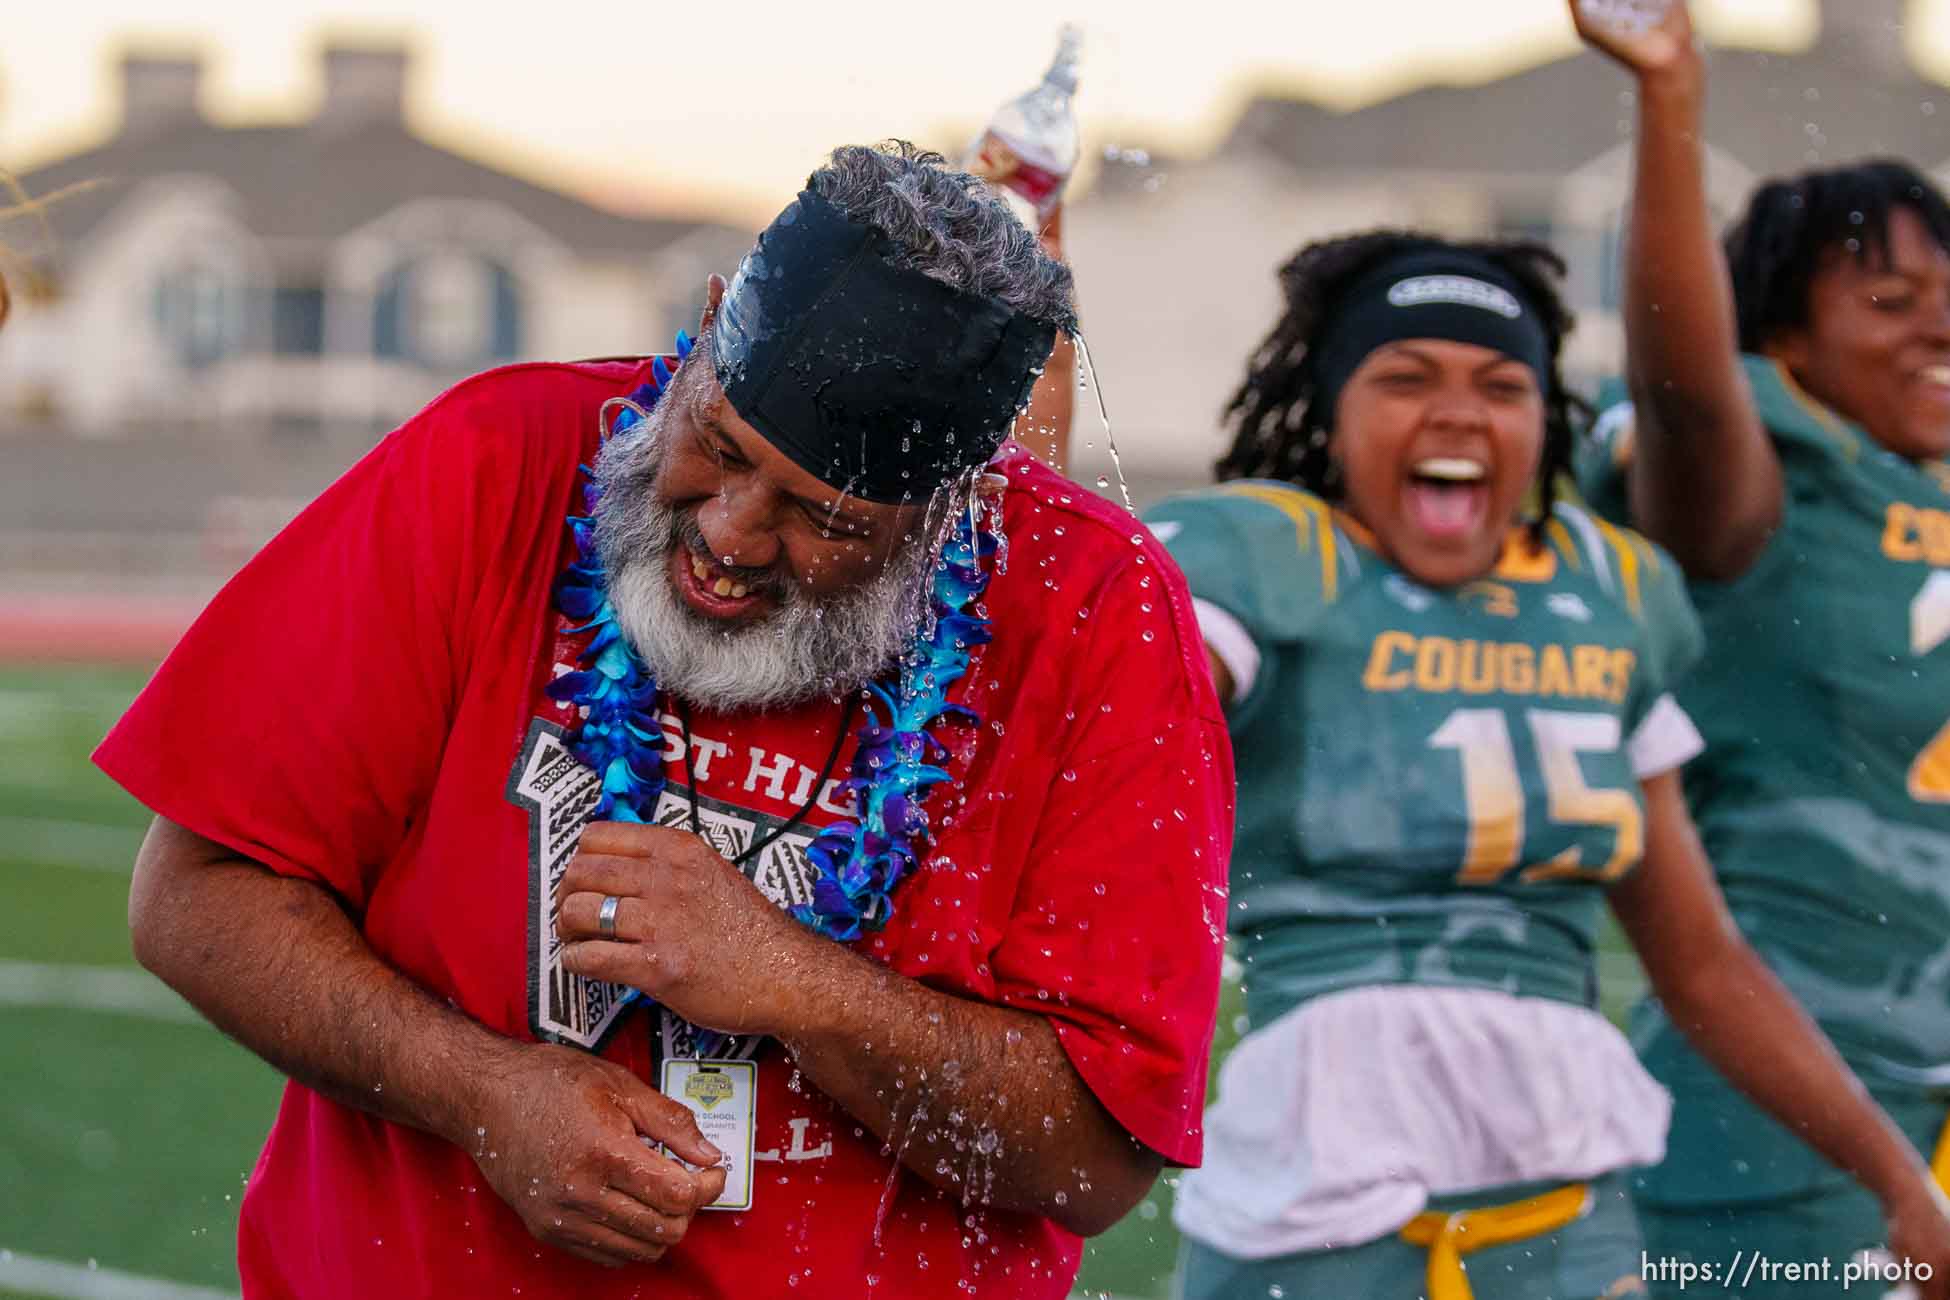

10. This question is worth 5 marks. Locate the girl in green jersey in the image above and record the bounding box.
[1578,3,1950,1295]
[1141,234,1950,1298]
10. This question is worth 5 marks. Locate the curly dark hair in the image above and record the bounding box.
[1214,230,1588,539]
[1725,158,1950,354]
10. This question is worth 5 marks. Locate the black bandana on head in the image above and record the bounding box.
[1309,249,1555,429]
[710,188,1062,505]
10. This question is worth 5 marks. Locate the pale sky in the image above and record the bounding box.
[4,0,1946,224]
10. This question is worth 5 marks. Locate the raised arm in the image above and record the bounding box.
[128,814,724,1267]
[1611,774,1950,1289]
[1575,0,1783,578]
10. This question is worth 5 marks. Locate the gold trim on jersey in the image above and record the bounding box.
[1493,531,1558,583]
[1332,506,1380,553]
[1545,518,1583,571]
[1219,482,1341,602]
[1209,486,1669,623]
[1588,513,1648,615]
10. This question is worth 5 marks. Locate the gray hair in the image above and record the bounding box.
[807,140,1077,334]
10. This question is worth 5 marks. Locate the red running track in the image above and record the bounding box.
[0,592,204,663]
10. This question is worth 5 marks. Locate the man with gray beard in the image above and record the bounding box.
[99,142,1232,1299]
[594,382,937,714]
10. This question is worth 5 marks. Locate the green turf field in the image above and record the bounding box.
[0,663,1647,1299]
[0,666,282,1300]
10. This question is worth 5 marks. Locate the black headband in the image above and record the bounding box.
[1309,250,1555,428]
[710,188,1062,504]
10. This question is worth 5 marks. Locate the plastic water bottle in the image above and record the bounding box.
[965,26,1082,228]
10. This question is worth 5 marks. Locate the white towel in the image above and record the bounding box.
[1174,984,1671,1259]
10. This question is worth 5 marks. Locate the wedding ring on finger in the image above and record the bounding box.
[598,894,621,940]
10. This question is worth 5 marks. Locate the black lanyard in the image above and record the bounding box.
[673,692,860,866]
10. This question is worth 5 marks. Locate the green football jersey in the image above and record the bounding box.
[1578,355,1950,1076]
[1144,483,1702,1032]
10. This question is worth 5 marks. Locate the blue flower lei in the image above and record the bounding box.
[547,333,995,952]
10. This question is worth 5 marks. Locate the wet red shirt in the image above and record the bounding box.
[96,358,1232,1299]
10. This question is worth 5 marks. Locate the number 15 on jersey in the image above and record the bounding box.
[1429,707,1643,886]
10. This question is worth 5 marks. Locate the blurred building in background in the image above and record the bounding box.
[1064,0,1950,496]
[3,0,1947,583]
[2,42,747,436]
[0,41,747,585]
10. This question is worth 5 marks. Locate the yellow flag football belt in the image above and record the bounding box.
[1398,1182,1593,1300]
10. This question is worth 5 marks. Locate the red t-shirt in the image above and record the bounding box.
[96,357,1233,1299]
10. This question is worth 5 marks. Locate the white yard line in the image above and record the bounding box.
[0,1248,237,1300]
[0,1249,1121,1300]
[0,962,201,1025]
[0,687,62,728]
[0,815,144,872]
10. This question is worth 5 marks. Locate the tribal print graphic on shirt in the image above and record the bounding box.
[507,720,627,1050]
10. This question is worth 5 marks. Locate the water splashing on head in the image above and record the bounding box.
[1071,331,1134,514]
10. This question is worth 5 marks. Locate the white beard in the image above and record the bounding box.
[591,407,950,714]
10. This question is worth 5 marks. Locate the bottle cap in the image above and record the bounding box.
[1044,25,1082,93]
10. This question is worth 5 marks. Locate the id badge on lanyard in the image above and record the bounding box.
[660,1058,757,1211]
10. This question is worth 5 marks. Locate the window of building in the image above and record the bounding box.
[153,253,238,369]
[272,285,326,356]
[411,251,493,365]
[374,251,522,368]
